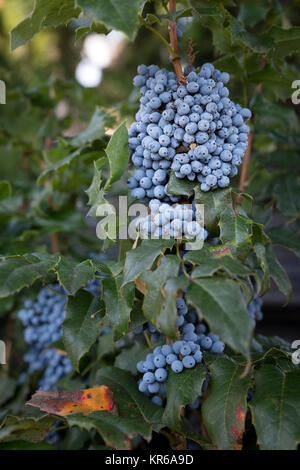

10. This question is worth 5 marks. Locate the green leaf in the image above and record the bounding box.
[252,94,299,133]
[166,171,195,197]
[11,0,80,50]
[184,246,252,278]
[92,367,163,444]
[194,187,232,232]
[122,239,174,287]
[67,412,136,450]
[230,17,273,54]
[97,327,115,359]
[219,208,252,261]
[213,55,243,76]
[267,225,300,259]
[105,121,130,189]
[38,149,102,185]
[0,415,57,443]
[192,5,224,19]
[139,256,179,328]
[265,244,292,302]
[269,26,300,58]
[0,253,59,298]
[96,367,163,423]
[202,358,251,450]
[188,277,253,357]
[102,276,135,335]
[75,21,110,42]
[85,158,107,206]
[238,2,268,27]
[63,290,104,369]
[0,441,54,450]
[250,364,300,450]
[163,364,207,431]
[273,174,300,218]
[76,0,140,39]
[157,277,187,338]
[71,108,111,147]
[0,181,12,200]
[56,258,95,295]
[0,378,17,406]
[115,342,149,375]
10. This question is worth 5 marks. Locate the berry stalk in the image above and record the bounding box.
[168,0,186,84]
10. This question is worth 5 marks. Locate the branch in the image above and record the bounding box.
[236,131,253,204]
[235,58,266,206]
[168,0,186,84]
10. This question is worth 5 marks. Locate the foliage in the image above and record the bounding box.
[0,0,299,451]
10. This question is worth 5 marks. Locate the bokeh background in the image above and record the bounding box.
[0,0,299,360]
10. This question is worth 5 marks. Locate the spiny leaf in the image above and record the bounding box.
[105,121,130,189]
[250,364,300,450]
[63,290,104,369]
[76,0,140,39]
[202,358,251,450]
[188,277,253,358]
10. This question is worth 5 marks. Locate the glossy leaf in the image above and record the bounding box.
[202,358,251,450]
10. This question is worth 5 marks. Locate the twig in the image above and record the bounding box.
[235,57,266,206]
[168,0,186,84]
[235,131,253,205]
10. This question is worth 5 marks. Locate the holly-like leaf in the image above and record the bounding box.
[265,244,292,302]
[122,239,174,287]
[188,277,253,357]
[157,276,187,338]
[56,258,95,295]
[166,171,195,197]
[95,367,163,441]
[0,378,17,406]
[185,245,252,278]
[163,364,207,431]
[63,290,104,369]
[273,174,300,218]
[250,364,300,450]
[0,253,59,298]
[230,17,273,54]
[0,181,12,200]
[194,187,232,232]
[102,275,135,335]
[27,387,116,416]
[105,121,130,189]
[269,26,300,58]
[115,342,149,375]
[267,225,300,259]
[0,415,57,443]
[139,256,179,327]
[76,0,140,39]
[71,108,112,147]
[11,0,80,50]
[219,207,253,261]
[68,412,134,450]
[202,358,251,450]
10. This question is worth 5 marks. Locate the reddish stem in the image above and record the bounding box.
[169,0,186,84]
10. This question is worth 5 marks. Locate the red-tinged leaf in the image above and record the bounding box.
[26,387,116,417]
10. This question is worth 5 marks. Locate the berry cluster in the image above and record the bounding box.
[128,63,251,202]
[247,296,263,322]
[135,199,208,241]
[18,285,72,390]
[136,297,224,405]
[18,278,102,390]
